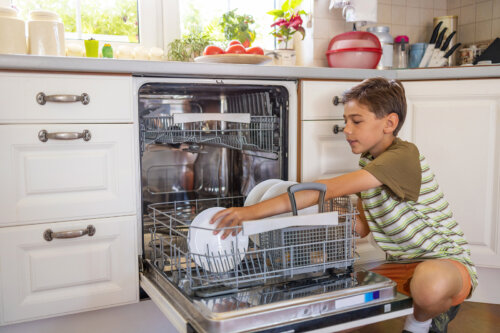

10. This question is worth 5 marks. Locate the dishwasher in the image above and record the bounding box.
[134,77,412,333]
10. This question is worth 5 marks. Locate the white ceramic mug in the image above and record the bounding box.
[28,10,65,56]
[0,6,27,55]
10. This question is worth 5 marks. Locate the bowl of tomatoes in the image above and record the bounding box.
[195,40,272,65]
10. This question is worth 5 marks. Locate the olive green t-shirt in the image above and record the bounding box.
[358,137,478,292]
[362,138,421,201]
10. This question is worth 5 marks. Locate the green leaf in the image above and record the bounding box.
[267,9,284,18]
[290,0,303,10]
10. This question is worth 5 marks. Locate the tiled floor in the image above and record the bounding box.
[351,301,500,333]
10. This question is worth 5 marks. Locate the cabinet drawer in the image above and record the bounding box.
[0,72,133,123]
[0,124,137,226]
[301,81,359,120]
[0,216,138,325]
[301,120,359,181]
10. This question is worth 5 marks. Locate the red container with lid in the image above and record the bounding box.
[325,31,382,69]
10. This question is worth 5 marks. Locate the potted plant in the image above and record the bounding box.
[219,9,256,47]
[167,30,212,62]
[267,0,307,50]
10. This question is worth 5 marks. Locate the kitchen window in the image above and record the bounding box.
[10,0,163,48]
[13,0,139,42]
[179,0,276,50]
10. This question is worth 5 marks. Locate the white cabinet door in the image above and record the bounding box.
[0,73,133,123]
[0,216,138,325]
[301,120,359,181]
[403,79,500,270]
[301,81,360,120]
[0,124,136,226]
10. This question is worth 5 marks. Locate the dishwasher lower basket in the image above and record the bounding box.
[146,195,357,295]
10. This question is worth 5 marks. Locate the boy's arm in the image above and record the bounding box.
[212,169,381,239]
[355,198,370,238]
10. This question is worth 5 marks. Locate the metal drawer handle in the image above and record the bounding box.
[332,124,345,134]
[44,225,96,241]
[38,129,91,142]
[36,92,90,105]
[332,96,344,106]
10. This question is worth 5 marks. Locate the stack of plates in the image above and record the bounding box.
[188,207,249,272]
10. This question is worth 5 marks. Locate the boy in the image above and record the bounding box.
[211,77,477,333]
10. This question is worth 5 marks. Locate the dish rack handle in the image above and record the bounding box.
[287,182,327,216]
[172,113,251,124]
[242,182,337,236]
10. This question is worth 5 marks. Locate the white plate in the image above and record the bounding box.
[260,180,298,202]
[244,179,282,207]
[188,207,249,272]
[194,54,272,65]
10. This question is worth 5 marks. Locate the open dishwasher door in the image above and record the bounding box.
[134,77,412,332]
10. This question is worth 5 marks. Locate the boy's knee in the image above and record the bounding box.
[410,261,457,309]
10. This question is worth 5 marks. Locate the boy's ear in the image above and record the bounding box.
[383,113,399,134]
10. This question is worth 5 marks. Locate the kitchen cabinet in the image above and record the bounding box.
[402,79,500,303]
[0,72,139,326]
[299,80,385,265]
[0,72,133,123]
[0,216,138,325]
[0,124,136,226]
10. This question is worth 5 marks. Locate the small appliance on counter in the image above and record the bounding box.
[472,38,500,65]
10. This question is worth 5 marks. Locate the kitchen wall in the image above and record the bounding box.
[302,0,499,67]
[448,0,500,45]
[303,0,447,67]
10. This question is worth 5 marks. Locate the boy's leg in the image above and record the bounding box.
[410,259,470,322]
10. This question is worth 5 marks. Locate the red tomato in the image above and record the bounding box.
[242,39,250,48]
[228,40,242,46]
[245,46,264,55]
[203,45,224,56]
[225,44,246,54]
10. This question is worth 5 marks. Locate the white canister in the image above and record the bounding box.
[367,26,393,69]
[0,6,27,54]
[28,10,65,56]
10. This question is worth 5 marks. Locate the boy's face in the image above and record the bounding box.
[343,100,394,157]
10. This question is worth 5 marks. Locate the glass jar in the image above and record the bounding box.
[366,26,393,69]
[393,35,409,69]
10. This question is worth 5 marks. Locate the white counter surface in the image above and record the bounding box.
[1,54,500,80]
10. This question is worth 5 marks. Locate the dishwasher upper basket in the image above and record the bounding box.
[146,184,358,296]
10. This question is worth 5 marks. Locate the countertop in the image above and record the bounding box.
[1,54,500,81]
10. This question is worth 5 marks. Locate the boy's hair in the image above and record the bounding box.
[342,77,407,136]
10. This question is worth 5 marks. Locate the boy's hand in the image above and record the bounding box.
[210,206,255,240]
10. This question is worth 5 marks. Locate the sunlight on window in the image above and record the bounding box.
[179,0,277,50]
[12,0,139,43]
